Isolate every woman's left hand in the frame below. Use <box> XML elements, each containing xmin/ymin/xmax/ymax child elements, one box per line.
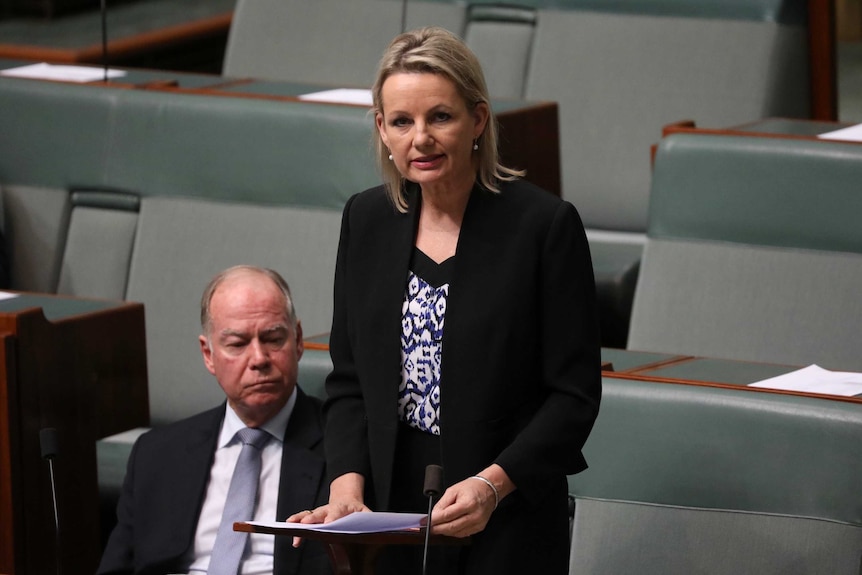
<box><xmin>429</xmin><ymin>464</ymin><xmax>515</xmax><ymax>538</ymax></box>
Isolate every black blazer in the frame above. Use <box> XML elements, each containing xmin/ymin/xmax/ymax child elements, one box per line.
<box><xmin>98</xmin><ymin>388</ymin><xmax>331</xmax><ymax>575</ymax></box>
<box><xmin>323</xmin><ymin>180</ymin><xmax>601</xmax><ymax>573</ymax></box>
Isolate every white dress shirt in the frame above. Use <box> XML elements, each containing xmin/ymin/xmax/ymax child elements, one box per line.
<box><xmin>186</xmin><ymin>389</ymin><xmax>296</xmax><ymax>574</ymax></box>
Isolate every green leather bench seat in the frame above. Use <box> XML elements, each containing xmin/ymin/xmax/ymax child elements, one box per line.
<box><xmin>0</xmin><ymin>75</ymin><xmax>380</xmax><ymax>423</ymax></box>
<box><xmin>628</xmin><ymin>133</ymin><xmax>862</xmax><ymax>370</ymax></box>
<box><xmin>568</xmin><ymin>376</ymin><xmax>862</xmax><ymax>574</ymax></box>
<box><xmin>223</xmin><ymin>0</ymin><xmax>812</xmax><ymax>348</ymax></box>
<box><xmin>429</xmin><ymin>0</ymin><xmax>807</xmax><ymax>24</ymax></box>
<box><xmin>0</xmin><ymin>74</ymin><xmax>385</xmax><ymax>546</ymax></box>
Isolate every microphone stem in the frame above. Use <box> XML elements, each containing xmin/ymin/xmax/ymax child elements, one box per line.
<box><xmin>48</xmin><ymin>459</ymin><xmax>61</xmax><ymax>575</ymax></box>
<box><xmin>421</xmin><ymin>495</ymin><xmax>433</xmax><ymax>575</ymax></box>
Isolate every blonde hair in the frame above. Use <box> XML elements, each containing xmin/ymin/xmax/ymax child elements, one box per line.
<box><xmin>372</xmin><ymin>26</ymin><xmax>523</xmax><ymax>212</ymax></box>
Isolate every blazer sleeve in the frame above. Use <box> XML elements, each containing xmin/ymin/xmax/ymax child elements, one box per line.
<box><xmin>493</xmin><ymin>200</ymin><xmax>602</xmax><ymax>498</ymax></box>
<box><xmin>322</xmin><ymin>194</ymin><xmax>372</xmax><ymax>483</ymax></box>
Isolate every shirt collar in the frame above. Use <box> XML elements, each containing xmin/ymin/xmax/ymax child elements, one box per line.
<box><xmin>217</xmin><ymin>387</ymin><xmax>297</xmax><ymax>448</ymax></box>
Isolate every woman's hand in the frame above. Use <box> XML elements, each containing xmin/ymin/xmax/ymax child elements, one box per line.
<box><xmin>429</xmin><ymin>464</ymin><xmax>515</xmax><ymax>538</ymax></box>
<box><xmin>286</xmin><ymin>472</ymin><xmax>371</xmax><ymax>547</ymax></box>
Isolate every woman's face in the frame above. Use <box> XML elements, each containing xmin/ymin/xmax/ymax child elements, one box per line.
<box><xmin>376</xmin><ymin>72</ymin><xmax>488</xmax><ymax>195</ymax></box>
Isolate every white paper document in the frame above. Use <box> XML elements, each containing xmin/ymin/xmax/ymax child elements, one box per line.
<box><xmin>0</xmin><ymin>291</ymin><xmax>19</xmax><ymax>301</ymax></box>
<box><xmin>246</xmin><ymin>512</ymin><xmax>425</xmax><ymax>534</ymax></box>
<box><xmin>817</xmin><ymin>123</ymin><xmax>862</xmax><ymax>142</ymax></box>
<box><xmin>749</xmin><ymin>364</ymin><xmax>862</xmax><ymax>397</ymax></box>
<box><xmin>0</xmin><ymin>63</ymin><xmax>127</xmax><ymax>83</ymax></box>
<box><xmin>298</xmin><ymin>88</ymin><xmax>373</xmax><ymax>106</ymax></box>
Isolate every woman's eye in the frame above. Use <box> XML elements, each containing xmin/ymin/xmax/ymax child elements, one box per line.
<box><xmin>433</xmin><ymin>112</ymin><xmax>451</xmax><ymax>122</ymax></box>
<box><xmin>392</xmin><ymin>117</ymin><xmax>410</xmax><ymax>127</ymax></box>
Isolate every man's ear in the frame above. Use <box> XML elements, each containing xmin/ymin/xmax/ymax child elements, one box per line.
<box><xmin>294</xmin><ymin>321</ymin><xmax>304</xmax><ymax>362</ymax></box>
<box><xmin>199</xmin><ymin>335</ymin><xmax>216</xmax><ymax>376</ymax></box>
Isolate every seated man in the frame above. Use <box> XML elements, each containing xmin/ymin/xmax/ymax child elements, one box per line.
<box><xmin>98</xmin><ymin>265</ymin><xmax>331</xmax><ymax>575</ymax></box>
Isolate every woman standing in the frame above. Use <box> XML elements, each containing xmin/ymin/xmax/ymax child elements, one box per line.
<box><xmin>294</xmin><ymin>26</ymin><xmax>601</xmax><ymax>574</ymax></box>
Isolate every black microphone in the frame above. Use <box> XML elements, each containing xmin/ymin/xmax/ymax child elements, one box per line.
<box><xmin>421</xmin><ymin>464</ymin><xmax>443</xmax><ymax>575</ymax></box>
<box><xmin>40</xmin><ymin>427</ymin><xmax>61</xmax><ymax>575</ymax></box>
<box><xmin>400</xmin><ymin>0</ymin><xmax>408</xmax><ymax>34</ymax></box>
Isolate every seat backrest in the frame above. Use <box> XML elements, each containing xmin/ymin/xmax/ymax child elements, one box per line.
<box><xmin>463</xmin><ymin>4</ymin><xmax>537</xmax><ymax>99</ymax></box>
<box><xmin>56</xmin><ymin>191</ymin><xmax>140</xmax><ymax>300</ymax></box>
<box><xmin>125</xmin><ymin>196</ymin><xmax>344</xmax><ymax>425</ymax></box>
<box><xmin>568</xmin><ymin>376</ymin><xmax>862</xmax><ymax>574</ymax></box>
<box><xmin>627</xmin><ymin>133</ymin><xmax>862</xmax><ymax>370</ymax></box>
<box><xmin>0</xmin><ymin>76</ymin><xmax>381</xmax><ymax>425</ymax></box>
<box><xmin>223</xmin><ymin>0</ymin><xmax>467</xmax><ymax>85</ymax></box>
<box><xmin>524</xmin><ymin>3</ymin><xmax>810</xmax><ymax>232</ymax></box>
<box><xmin>1</xmin><ymin>185</ymin><xmax>71</xmax><ymax>293</ymax></box>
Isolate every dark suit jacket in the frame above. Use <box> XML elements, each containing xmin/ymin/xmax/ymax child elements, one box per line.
<box><xmin>98</xmin><ymin>388</ymin><xmax>331</xmax><ymax>575</ymax></box>
<box><xmin>323</xmin><ymin>180</ymin><xmax>602</xmax><ymax>573</ymax></box>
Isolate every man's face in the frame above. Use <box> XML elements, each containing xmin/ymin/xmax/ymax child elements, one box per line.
<box><xmin>199</xmin><ymin>272</ymin><xmax>303</xmax><ymax>427</ymax></box>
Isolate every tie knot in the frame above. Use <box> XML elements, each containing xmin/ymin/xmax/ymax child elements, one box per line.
<box><xmin>236</xmin><ymin>427</ymin><xmax>269</xmax><ymax>450</ymax></box>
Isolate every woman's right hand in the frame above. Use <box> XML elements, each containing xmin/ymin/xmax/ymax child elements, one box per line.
<box><xmin>287</xmin><ymin>472</ymin><xmax>371</xmax><ymax>547</ymax></box>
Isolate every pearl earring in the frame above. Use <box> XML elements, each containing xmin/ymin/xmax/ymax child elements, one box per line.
<box><xmin>472</xmin><ymin>140</ymin><xmax>479</xmax><ymax>151</ymax></box>
<box><xmin>388</xmin><ymin>153</ymin><xmax>393</xmax><ymax>161</ymax></box>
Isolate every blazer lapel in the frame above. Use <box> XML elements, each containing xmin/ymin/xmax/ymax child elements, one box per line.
<box><xmin>273</xmin><ymin>390</ymin><xmax>326</xmax><ymax>574</ymax></box>
<box><xmin>169</xmin><ymin>408</ymin><xmax>223</xmax><ymax>556</ymax></box>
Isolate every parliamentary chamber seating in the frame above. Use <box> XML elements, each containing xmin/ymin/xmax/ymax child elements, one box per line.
<box><xmin>0</xmin><ymin>0</ymin><xmax>848</xmax><ymax>569</ymax></box>
<box><xmin>223</xmin><ymin>3</ymin><xmax>861</xmax><ymax>572</ymax></box>
<box><xmin>627</xmin><ymin>132</ymin><xmax>862</xmax><ymax>371</ymax></box>
<box><xmin>223</xmin><ymin>0</ymin><xmax>815</xmax><ymax>347</ymax></box>
<box><xmin>560</xmin><ymin>130</ymin><xmax>862</xmax><ymax>574</ymax></box>
<box><xmin>0</xmin><ymin>74</ymin><xmax>379</xmax><ymax>541</ymax></box>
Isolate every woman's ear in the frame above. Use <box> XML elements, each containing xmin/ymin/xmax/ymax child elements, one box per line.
<box><xmin>376</xmin><ymin>112</ymin><xmax>390</xmax><ymax>148</ymax></box>
<box><xmin>473</xmin><ymin>102</ymin><xmax>490</xmax><ymax>140</ymax></box>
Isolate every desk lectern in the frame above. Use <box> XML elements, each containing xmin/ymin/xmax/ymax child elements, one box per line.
<box><xmin>0</xmin><ymin>293</ymin><xmax>149</xmax><ymax>575</ymax></box>
<box><xmin>236</xmin><ymin>522</ymin><xmax>467</xmax><ymax>575</ymax></box>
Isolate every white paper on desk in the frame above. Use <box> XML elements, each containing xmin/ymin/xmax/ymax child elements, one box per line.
<box><xmin>0</xmin><ymin>63</ymin><xmax>126</xmax><ymax>83</ymax></box>
<box><xmin>248</xmin><ymin>512</ymin><xmax>425</xmax><ymax>534</ymax></box>
<box><xmin>0</xmin><ymin>291</ymin><xmax>19</xmax><ymax>301</ymax></box>
<box><xmin>817</xmin><ymin>123</ymin><xmax>862</xmax><ymax>142</ymax></box>
<box><xmin>749</xmin><ymin>364</ymin><xmax>862</xmax><ymax>397</ymax></box>
<box><xmin>298</xmin><ymin>88</ymin><xmax>373</xmax><ymax>106</ymax></box>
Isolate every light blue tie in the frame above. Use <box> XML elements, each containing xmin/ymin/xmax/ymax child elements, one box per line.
<box><xmin>208</xmin><ymin>427</ymin><xmax>270</xmax><ymax>575</ymax></box>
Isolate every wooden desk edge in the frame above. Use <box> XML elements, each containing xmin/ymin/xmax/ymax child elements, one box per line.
<box><xmin>604</xmin><ymin>370</ymin><xmax>862</xmax><ymax>405</ymax></box>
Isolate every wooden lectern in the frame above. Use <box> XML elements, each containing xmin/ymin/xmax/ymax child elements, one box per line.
<box><xmin>0</xmin><ymin>293</ymin><xmax>149</xmax><ymax>575</ymax></box>
<box><xmin>236</xmin><ymin>521</ymin><xmax>468</xmax><ymax>575</ymax></box>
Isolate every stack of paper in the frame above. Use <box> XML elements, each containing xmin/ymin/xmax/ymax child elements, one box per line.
<box><xmin>749</xmin><ymin>364</ymin><xmax>862</xmax><ymax>397</ymax></box>
<box><xmin>817</xmin><ymin>124</ymin><xmax>862</xmax><ymax>142</ymax></box>
<box><xmin>0</xmin><ymin>63</ymin><xmax>126</xmax><ymax>83</ymax></box>
<box><xmin>246</xmin><ymin>511</ymin><xmax>426</xmax><ymax>534</ymax></box>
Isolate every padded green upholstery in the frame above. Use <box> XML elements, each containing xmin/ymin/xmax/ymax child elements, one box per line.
<box><xmin>127</xmin><ymin>196</ymin><xmax>344</xmax><ymax>425</ymax></box>
<box><xmin>648</xmin><ymin>134</ymin><xmax>862</xmax><ymax>254</ymax></box>
<box><xmin>568</xmin><ymin>376</ymin><xmax>862</xmax><ymax>574</ymax></box>
<box><xmin>464</xmin><ymin>5</ymin><xmax>536</xmax><ymax>99</ymax></box>
<box><xmin>223</xmin><ymin>0</ymin><xmax>467</xmax><ymax>85</ymax></box>
<box><xmin>218</xmin><ymin>0</ymin><xmax>812</xmax><ymax>348</ymax></box>
<box><xmin>426</xmin><ymin>0</ymin><xmax>806</xmax><ymax>25</ymax></box>
<box><xmin>0</xmin><ymin>77</ymin><xmax>379</xmax><ymax>210</ymax></box>
<box><xmin>526</xmin><ymin>12</ymin><xmax>808</xmax><ymax>233</ymax></box>
<box><xmin>0</xmin><ymin>74</ymin><xmax>381</xmax><ymax>426</ymax></box>
<box><xmin>628</xmin><ymin>133</ymin><xmax>862</xmax><ymax>370</ymax></box>
<box><xmin>1</xmin><ymin>185</ymin><xmax>71</xmax><ymax>293</ymax></box>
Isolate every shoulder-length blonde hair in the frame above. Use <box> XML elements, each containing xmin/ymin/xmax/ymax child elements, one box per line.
<box><xmin>371</xmin><ymin>26</ymin><xmax>523</xmax><ymax>212</ymax></box>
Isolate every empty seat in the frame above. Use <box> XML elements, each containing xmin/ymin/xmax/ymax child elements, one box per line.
<box><xmin>627</xmin><ymin>133</ymin><xmax>862</xmax><ymax>371</ymax></box>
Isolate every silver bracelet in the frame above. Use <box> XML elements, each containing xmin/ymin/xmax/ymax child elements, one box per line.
<box><xmin>469</xmin><ymin>475</ymin><xmax>499</xmax><ymax>510</ymax></box>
